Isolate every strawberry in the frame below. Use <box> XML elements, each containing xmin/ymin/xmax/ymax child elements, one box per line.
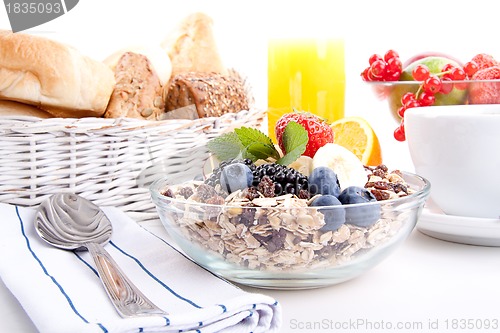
<box><xmin>275</xmin><ymin>112</ymin><xmax>334</xmax><ymax>158</ymax></box>
<box><xmin>470</xmin><ymin>53</ymin><xmax>498</xmax><ymax>71</ymax></box>
<box><xmin>469</xmin><ymin>66</ymin><xmax>500</xmax><ymax>104</ymax></box>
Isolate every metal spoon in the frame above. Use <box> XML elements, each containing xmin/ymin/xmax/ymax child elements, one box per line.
<box><xmin>34</xmin><ymin>193</ymin><xmax>167</xmax><ymax>318</ymax></box>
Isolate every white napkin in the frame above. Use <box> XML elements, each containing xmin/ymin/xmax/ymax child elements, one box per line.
<box><xmin>0</xmin><ymin>203</ymin><xmax>282</xmax><ymax>333</ymax></box>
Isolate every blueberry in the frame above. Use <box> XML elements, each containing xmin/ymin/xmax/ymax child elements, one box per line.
<box><xmin>338</xmin><ymin>186</ymin><xmax>380</xmax><ymax>227</ymax></box>
<box><xmin>308</xmin><ymin>167</ymin><xmax>341</xmax><ymax>197</ymax></box>
<box><xmin>311</xmin><ymin>195</ymin><xmax>345</xmax><ymax>231</ymax></box>
<box><xmin>220</xmin><ymin>163</ymin><xmax>253</xmax><ymax>193</ymax></box>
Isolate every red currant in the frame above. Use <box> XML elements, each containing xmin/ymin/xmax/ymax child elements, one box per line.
<box><xmin>401</xmin><ymin>92</ymin><xmax>416</xmax><ymax>105</ymax></box>
<box><xmin>439</xmin><ymin>77</ymin><xmax>454</xmax><ymax>94</ymax></box>
<box><xmin>404</xmin><ymin>99</ymin><xmax>421</xmax><ymax>109</ymax></box>
<box><xmin>450</xmin><ymin>67</ymin><xmax>466</xmax><ymax>81</ymax></box>
<box><xmin>441</xmin><ymin>63</ymin><xmax>456</xmax><ymax>73</ymax></box>
<box><xmin>370</xmin><ymin>59</ymin><xmax>387</xmax><ymax>78</ymax></box>
<box><xmin>384</xmin><ymin>70</ymin><xmax>401</xmax><ymax>81</ymax></box>
<box><xmin>412</xmin><ymin>64</ymin><xmax>430</xmax><ymax>81</ymax></box>
<box><xmin>397</xmin><ymin>106</ymin><xmax>407</xmax><ymax>118</ymax></box>
<box><xmin>369</xmin><ymin>54</ymin><xmax>383</xmax><ymax>66</ymax></box>
<box><xmin>418</xmin><ymin>91</ymin><xmax>436</xmax><ymax>106</ymax></box>
<box><xmin>394</xmin><ymin>121</ymin><xmax>406</xmax><ymax>141</ymax></box>
<box><xmin>362</xmin><ymin>50</ymin><xmax>402</xmax><ymax>82</ymax></box>
<box><xmin>384</xmin><ymin>49</ymin><xmax>399</xmax><ymax>62</ymax></box>
<box><xmin>361</xmin><ymin>68</ymin><xmax>370</xmax><ymax>81</ymax></box>
<box><xmin>464</xmin><ymin>61</ymin><xmax>479</xmax><ymax>78</ymax></box>
<box><xmin>386</xmin><ymin>57</ymin><xmax>402</xmax><ymax>78</ymax></box>
<box><xmin>423</xmin><ymin>75</ymin><xmax>442</xmax><ymax>94</ymax></box>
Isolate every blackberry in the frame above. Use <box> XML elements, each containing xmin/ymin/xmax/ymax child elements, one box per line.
<box><xmin>205</xmin><ymin>158</ymin><xmax>256</xmax><ymax>187</ymax></box>
<box><xmin>252</xmin><ymin>163</ymin><xmax>309</xmax><ymax>197</ymax></box>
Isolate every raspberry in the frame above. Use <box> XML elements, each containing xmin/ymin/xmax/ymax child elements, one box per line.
<box><xmin>470</xmin><ymin>53</ymin><xmax>498</xmax><ymax>71</ymax></box>
<box><xmin>469</xmin><ymin>66</ymin><xmax>500</xmax><ymax>104</ymax></box>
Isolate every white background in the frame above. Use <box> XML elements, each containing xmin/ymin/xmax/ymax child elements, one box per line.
<box><xmin>2</xmin><ymin>0</ymin><xmax>500</xmax><ymax>170</ymax></box>
<box><xmin>1</xmin><ymin>1</ymin><xmax>500</xmax><ymax>332</ymax></box>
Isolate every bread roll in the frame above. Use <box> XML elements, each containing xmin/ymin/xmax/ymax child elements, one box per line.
<box><xmin>164</xmin><ymin>72</ymin><xmax>248</xmax><ymax>118</ymax></box>
<box><xmin>0</xmin><ymin>30</ymin><xmax>115</xmax><ymax>117</ymax></box>
<box><xmin>103</xmin><ymin>45</ymin><xmax>172</xmax><ymax>86</ymax></box>
<box><xmin>0</xmin><ymin>100</ymin><xmax>52</xmax><ymax>118</ymax></box>
<box><xmin>104</xmin><ymin>52</ymin><xmax>164</xmax><ymax>120</ymax></box>
<box><xmin>161</xmin><ymin>12</ymin><xmax>227</xmax><ymax>76</ymax></box>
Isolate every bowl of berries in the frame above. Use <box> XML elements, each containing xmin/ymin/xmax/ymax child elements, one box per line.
<box><xmin>362</xmin><ymin>50</ymin><xmax>500</xmax><ymax>141</ymax></box>
<box><xmin>150</xmin><ymin>112</ymin><xmax>431</xmax><ymax>289</ymax></box>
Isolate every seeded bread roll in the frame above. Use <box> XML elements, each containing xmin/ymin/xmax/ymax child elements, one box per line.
<box><xmin>0</xmin><ymin>30</ymin><xmax>115</xmax><ymax>117</ymax></box>
<box><xmin>104</xmin><ymin>52</ymin><xmax>164</xmax><ymax>120</ymax></box>
<box><xmin>164</xmin><ymin>72</ymin><xmax>249</xmax><ymax>118</ymax></box>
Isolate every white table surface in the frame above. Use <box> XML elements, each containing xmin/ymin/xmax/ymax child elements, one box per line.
<box><xmin>2</xmin><ymin>221</ymin><xmax>500</xmax><ymax>333</ymax></box>
<box><xmin>2</xmin><ymin>1</ymin><xmax>500</xmax><ymax>332</ymax></box>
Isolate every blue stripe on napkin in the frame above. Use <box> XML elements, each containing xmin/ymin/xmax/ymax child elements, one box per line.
<box><xmin>15</xmin><ymin>206</ymin><xmax>109</xmax><ymax>333</ymax></box>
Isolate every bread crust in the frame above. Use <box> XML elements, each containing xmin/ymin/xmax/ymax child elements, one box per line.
<box><xmin>104</xmin><ymin>52</ymin><xmax>164</xmax><ymax>120</ymax></box>
<box><xmin>0</xmin><ymin>100</ymin><xmax>52</xmax><ymax>118</ymax></box>
<box><xmin>0</xmin><ymin>30</ymin><xmax>115</xmax><ymax>117</ymax></box>
<box><xmin>164</xmin><ymin>72</ymin><xmax>248</xmax><ymax>118</ymax></box>
<box><xmin>161</xmin><ymin>12</ymin><xmax>227</xmax><ymax>76</ymax></box>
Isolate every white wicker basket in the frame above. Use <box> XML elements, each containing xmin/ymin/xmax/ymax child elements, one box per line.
<box><xmin>0</xmin><ymin>108</ymin><xmax>265</xmax><ymax>222</ymax></box>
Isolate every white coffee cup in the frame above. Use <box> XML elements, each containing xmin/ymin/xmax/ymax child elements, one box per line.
<box><xmin>405</xmin><ymin>104</ymin><xmax>500</xmax><ymax>219</ymax></box>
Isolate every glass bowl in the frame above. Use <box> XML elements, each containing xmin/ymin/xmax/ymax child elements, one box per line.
<box><xmin>150</xmin><ymin>171</ymin><xmax>430</xmax><ymax>289</ymax></box>
<box><xmin>366</xmin><ymin>79</ymin><xmax>500</xmax><ymax>123</ymax></box>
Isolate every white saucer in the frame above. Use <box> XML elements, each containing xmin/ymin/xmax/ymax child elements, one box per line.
<box><xmin>417</xmin><ymin>200</ymin><xmax>500</xmax><ymax>247</ymax></box>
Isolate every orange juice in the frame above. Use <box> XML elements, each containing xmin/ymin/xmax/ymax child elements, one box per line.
<box><xmin>267</xmin><ymin>38</ymin><xmax>345</xmax><ymax>141</ymax></box>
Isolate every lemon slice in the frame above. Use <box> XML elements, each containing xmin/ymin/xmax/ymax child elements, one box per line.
<box><xmin>312</xmin><ymin>143</ymin><xmax>367</xmax><ymax>189</ymax></box>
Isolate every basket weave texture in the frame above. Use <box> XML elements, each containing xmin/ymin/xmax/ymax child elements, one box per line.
<box><xmin>0</xmin><ymin>109</ymin><xmax>265</xmax><ymax>222</ymax></box>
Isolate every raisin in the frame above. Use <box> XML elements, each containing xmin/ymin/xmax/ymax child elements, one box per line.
<box><xmin>196</xmin><ymin>184</ymin><xmax>218</xmax><ymax>202</ymax></box>
<box><xmin>161</xmin><ymin>188</ymin><xmax>174</xmax><ymax>198</ymax></box>
<box><xmin>371</xmin><ymin>189</ymin><xmax>391</xmax><ymax>201</ymax></box>
<box><xmin>179</xmin><ymin>187</ymin><xmax>194</xmax><ymax>199</ymax></box>
<box><xmin>257</xmin><ymin>176</ymin><xmax>275</xmax><ymax>198</ymax></box>
<box><xmin>242</xmin><ymin>186</ymin><xmax>260</xmax><ymax>200</ymax></box>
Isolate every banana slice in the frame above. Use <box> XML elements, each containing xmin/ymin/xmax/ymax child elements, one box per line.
<box><xmin>288</xmin><ymin>155</ymin><xmax>313</xmax><ymax>176</ymax></box>
<box><xmin>312</xmin><ymin>143</ymin><xmax>368</xmax><ymax>189</ymax></box>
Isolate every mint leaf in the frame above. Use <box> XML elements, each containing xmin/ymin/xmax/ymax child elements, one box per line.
<box><xmin>277</xmin><ymin>121</ymin><xmax>307</xmax><ymax>165</ymax></box>
<box><xmin>207</xmin><ymin>132</ymin><xmax>245</xmax><ymax>161</ymax></box>
<box><xmin>235</xmin><ymin>127</ymin><xmax>280</xmax><ymax>160</ymax></box>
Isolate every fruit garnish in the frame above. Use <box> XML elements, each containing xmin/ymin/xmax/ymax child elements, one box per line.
<box><xmin>275</xmin><ymin>112</ymin><xmax>334</xmax><ymax>158</ymax></box>
<box><xmin>338</xmin><ymin>186</ymin><xmax>380</xmax><ymax>227</ymax></box>
<box><xmin>362</xmin><ymin>50</ymin><xmax>500</xmax><ymax>141</ymax></box>
<box><xmin>252</xmin><ymin>163</ymin><xmax>309</xmax><ymax>197</ymax></box>
<box><xmin>287</xmin><ymin>155</ymin><xmax>313</xmax><ymax>177</ymax></box>
<box><xmin>469</xmin><ymin>66</ymin><xmax>500</xmax><ymax>104</ymax></box>
<box><xmin>360</xmin><ymin>49</ymin><xmax>402</xmax><ymax>82</ymax></box>
<box><xmin>389</xmin><ymin>56</ymin><xmax>468</xmax><ymax>141</ymax></box>
<box><xmin>219</xmin><ymin>162</ymin><xmax>254</xmax><ymax>194</ymax></box>
<box><xmin>469</xmin><ymin>53</ymin><xmax>498</xmax><ymax>71</ymax></box>
<box><xmin>310</xmin><ymin>195</ymin><xmax>345</xmax><ymax>231</ymax></box>
<box><xmin>312</xmin><ymin>143</ymin><xmax>367</xmax><ymax>190</ymax></box>
<box><xmin>308</xmin><ymin>166</ymin><xmax>341</xmax><ymax>197</ymax></box>
<box><xmin>330</xmin><ymin>116</ymin><xmax>382</xmax><ymax>166</ymax></box>
<box><xmin>207</xmin><ymin>124</ymin><xmax>307</xmax><ymax>165</ymax></box>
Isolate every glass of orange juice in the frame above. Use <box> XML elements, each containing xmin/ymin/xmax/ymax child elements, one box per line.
<box><xmin>267</xmin><ymin>38</ymin><xmax>345</xmax><ymax>141</ymax></box>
